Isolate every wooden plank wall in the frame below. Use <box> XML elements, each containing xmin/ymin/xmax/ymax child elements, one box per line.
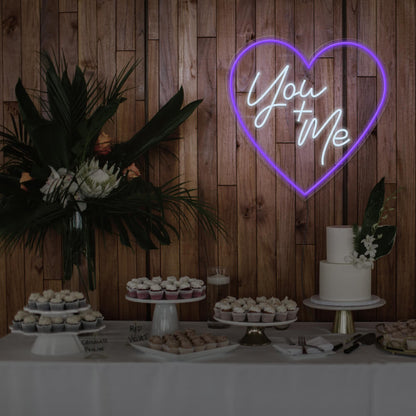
<box><xmin>0</xmin><ymin>0</ymin><xmax>415</xmax><ymax>336</ymax></box>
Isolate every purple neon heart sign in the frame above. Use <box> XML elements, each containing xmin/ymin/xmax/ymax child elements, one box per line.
<box><xmin>228</xmin><ymin>39</ymin><xmax>388</xmax><ymax>198</ymax></box>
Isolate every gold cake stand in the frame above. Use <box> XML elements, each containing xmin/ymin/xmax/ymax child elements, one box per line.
<box><xmin>214</xmin><ymin>317</ymin><xmax>297</xmax><ymax>346</ymax></box>
<box><xmin>303</xmin><ymin>296</ymin><xmax>385</xmax><ymax>334</ymax></box>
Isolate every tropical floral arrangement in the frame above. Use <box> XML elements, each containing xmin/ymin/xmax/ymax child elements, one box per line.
<box><xmin>0</xmin><ymin>53</ymin><xmax>221</xmax><ymax>290</ymax></box>
<box><xmin>347</xmin><ymin>177</ymin><xmax>396</xmax><ymax>268</ymax></box>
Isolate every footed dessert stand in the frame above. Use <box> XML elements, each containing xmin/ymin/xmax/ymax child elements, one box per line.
<box><xmin>125</xmin><ymin>295</ymin><xmax>205</xmax><ymax>336</ymax></box>
<box><xmin>14</xmin><ymin>306</ymin><xmax>105</xmax><ymax>356</ymax></box>
<box><xmin>303</xmin><ymin>295</ymin><xmax>385</xmax><ymax>334</ymax></box>
<box><xmin>11</xmin><ymin>325</ymin><xmax>105</xmax><ymax>356</ymax></box>
<box><xmin>214</xmin><ymin>317</ymin><xmax>297</xmax><ymax>346</ymax></box>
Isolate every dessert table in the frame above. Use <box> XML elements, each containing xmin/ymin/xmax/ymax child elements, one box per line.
<box><xmin>0</xmin><ymin>321</ymin><xmax>415</xmax><ymax>416</ymax></box>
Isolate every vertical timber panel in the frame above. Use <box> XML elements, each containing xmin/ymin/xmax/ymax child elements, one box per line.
<box><xmin>256</xmin><ymin>0</ymin><xmax>276</xmax><ymax>297</ymax></box>
<box><xmin>217</xmin><ymin>0</ymin><xmax>236</xmax><ymax>185</ymax></box>
<box><xmin>159</xmin><ymin>0</ymin><xmax>180</xmax><ymax>278</ymax></box>
<box><xmin>396</xmin><ymin>0</ymin><xmax>416</xmax><ymax>320</ymax></box>
<box><xmin>197</xmin><ymin>37</ymin><xmax>218</xmax><ymax>319</ymax></box>
<box><xmin>236</xmin><ymin>93</ymin><xmax>256</xmax><ymax>298</ymax></box>
<box><xmin>178</xmin><ymin>0</ymin><xmax>199</xmax><ymax>320</ymax></box>
<box><xmin>97</xmin><ymin>0</ymin><xmax>118</xmax><ymax>318</ymax></box>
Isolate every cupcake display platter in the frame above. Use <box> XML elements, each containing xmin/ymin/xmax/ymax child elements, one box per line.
<box><xmin>23</xmin><ymin>305</ymin><xmax>91</xmax><ymax>316</ymax></box>
<box><xmin>214</xmin><ymin>317</ymin><xmax>297</xmax><ymax>346</ymax></box>
<box><xmin>130</xmin><ymin>340</ymin><xmax>239</xmax><ymax>361</ymax></box>
<box><xmin>125</xmin><ymin>295</ymin><xmax>206</xmax><ymax>336</ymax></box>
<box><xmin>303</xmin><ymin>296</ymin><xmax>386</xmax><ymax>334</ymax></box>
<box><xmin>10</xmin><ymin>325</ymin><xmax>105</xmax><ymax>356</ymax></box>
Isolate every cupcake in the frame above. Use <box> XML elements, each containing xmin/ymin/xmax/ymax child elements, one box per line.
<box><xmin>232</xmin><ymin>306</ymin><xmax>246</xmax><ymax>322</ymax></box>
<box><xmin>64</xmin><ymin>294</ymin><xmax>79</xmax><ymax>310</ymax></box>
<box><xmin>261</xmin><ymin>304</ymin><xmax>276</xmax><ymax>323</ymax></box>
<box><xmin>21</xmin><ymin>315</ymin><xmax>37</xmax><ymax>332</ymax></box>
<box><xmin>60</xmin><ymin>289</ymin><xmax>71</xmax><ymax>296</ymax></box>
<box><xmin>201</xmin><ymin>334</ymin><xmax>217</xmax><ymax>349</ymax></box>
<box><xmin>151</xmin><ymin>276</ymin><xmax>163</xmax><ymax>284</ymax></box>
<box><xmin>149</xmin><ymin>284</ymin><xmax>164</xmax><ymax>300</ymax></box>
<box><xmin>64</xmin><ymin>315</ymin><xmax>81</xmax><ymax>331</ymax></box>
<box><xmin>256</xmin><ymin>296</ymin><xmax>267</xmax><ymax>304</ymax></box>
<box><xmin>81</xmin><ymin>313</ymin><xmax>97</xmax><ymax>330</ymax></box>
<box><xmin>165</xmin><ymin>284</ymin><xmax>179</xmax><ymax>300</ymax></box>
<box><xmin>215</xmin><ymin>335</ymin><xmax>229</xmax><ymax>347</ymax></box>
<box><xmin>163</xmin><ymin>339</ymin><xmax>180</xmax><ymax>354</ymax></box>
<box><xmin>126</xmin><ymin>282</ymin><xmax>137</xmax><ymax>298</ymax></box>
<box><xmin>178</xmin><ymin>339</ymin><xmax>194</xmax><ymax>354</ymax></box>
<box><xmin>149</xmin><ymin>335</ymin><xmax>163</xmax><ymax>350</ymax></box>
<box><xmin>43</xmin><ymin>289</ymin><xmax>55</xmax><ymax>300</ymax></box>
<box><xmin>179</xmin><ymin>275</ymin><xmax>191</xmax><ymax>284</ymax></box>
<box><xmin>36</xmin><ymin>316</ymin><xmax>52</xmax><ymax>333</ymax></box>
<box><xmin>275</xmin><ymin>304</ymin><xmax>288</xmax><ymax>321</ymax></box>
<box><xmin>247</xmin><ymin>305</ymin><xmax>261</xmax><ymax>322</ymax></box>
<box><xmin>190</xmin><ymin>280</ymin><xmax>204</xmax><ymax>298</ymax></box>
<box><xmin>214</xmin><ymin>302</ymin><xmax>223</xmax><ymax>318</ymax></box>
<box><xmin>136</xmin><ymin>283</ymin><xmax>150</xmax><ymax>299</ymax></box>
<box><xmin>49</xmin><ymin>296</ymin><xmax>65</xmax><ymax>311</ymax></box>
<box><xmin>179</xmin><ymin>282</ymin><xmax>193</xmax><ymax>299</ymax></box>
<box><xmin>284</xmin><ymin>300</ymin><xmax>298</xmax><ymax>320</ymax></box>
<box><xmin>51</xmin><ymin>316</ymin><xmax>65</xmax><ymax>332</ymax></box>
<box><xmin>219</xmin><ymin>303</ymin><xmax>232</xmax><ymax>321</ymax></box>
<box><xmin>36</xmin><ymin>296</ymin><xmax>50</xmax><ymax>311</ymax></box>
<box><xmin>12</xmin><ymin>311</ymin><xmax>27</xmax><ymax>330</ymax></box>
<box><xmin>91</xmin><ymin>310</ymin><xmax>104</xmax><ymax>326</ymax></box>
<box><xmin>166</xmin><ymin>275</ymin><xmax>178</xmax><ymax>284</ymax></box>
<box><xmin>191</xmin><ymin>337</ymin><xmax>206</xmax><ymax>352</ymax></box>
<box><xmin>73</xmin><ymin>291</ymin><xmax>87</xmax><ymax>308</ymax></box>
<box><xmin>28</xmin><ymin>293</ymin><xmax>40</xmax><ymax>309</ymax></box>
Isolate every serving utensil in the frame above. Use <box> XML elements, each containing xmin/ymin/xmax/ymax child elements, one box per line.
<box><xmin>344</xmin><ymin>333</ymin><xmax>376</xmax><ymax>354</ymax></box>
<box><xmin>333</xmin><ymin>333</ymin><xmax>362</xmax><ymax>351</ymax></box>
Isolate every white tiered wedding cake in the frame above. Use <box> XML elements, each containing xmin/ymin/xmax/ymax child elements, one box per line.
<box><xmin>319</xmin><ymin>226</ymin><xmax>371</xmax><ymax>302</ymax></box>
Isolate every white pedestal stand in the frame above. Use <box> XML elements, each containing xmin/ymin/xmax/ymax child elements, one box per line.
<box><xmin>125</xmin><ymin>295</ymin><xmax>206</xmax><ymax>336</ymax></box>
<box><xmin>11</xmin><ymin>325</ymin><xmax>105</xmax><ymax>356</ymax></box>
<box><xmin>303</xmin><ymin>295</ymin><xmax>385</xmax><ymax>334</ymax></box>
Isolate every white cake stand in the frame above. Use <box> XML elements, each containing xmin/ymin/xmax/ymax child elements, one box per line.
<box><xmin>214</xmin><ymin>317</ymin><xmax>297</xmax><ymax>346</ymax></box>
<box><xmin>10</xmin><ymin>325</ymin><xmax>105</xmax><ymax>356</ymax></box>
<box><xmin>125</xmin><ymin>295</ymin><xmax>206</xmax><ymax>336</ymax></box>
<box><xmin>303</xmin><ymin>296</ymin><xmax>386</xmax><ymax>334</ymax></box>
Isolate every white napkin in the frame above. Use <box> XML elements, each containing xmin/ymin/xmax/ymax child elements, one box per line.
<box><xmin>273</xmin><ymin>336</ymin><xmax>334</xmax><ymax>359</ymax></box>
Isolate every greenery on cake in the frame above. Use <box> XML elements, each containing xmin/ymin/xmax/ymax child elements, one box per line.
<box><xmin>349</xmin><ymin>177</ymin><xmax>396</xmax><ymax>268</ymax></box>
<box><xmin>0</xmin><ymin>52</ymin><xmax>222</xmax><ymax>290</ymax></box>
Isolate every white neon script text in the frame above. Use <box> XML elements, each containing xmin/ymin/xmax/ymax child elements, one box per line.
<box><xmin>246</xmin><ymin>65</ymin><xmax>351</xmax><ymax>165</ymax></box>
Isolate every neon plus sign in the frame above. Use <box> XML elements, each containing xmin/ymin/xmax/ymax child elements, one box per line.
<box><xmin>293</xmin><ymin>101</ymin><xmax>313</xmax><ymax>123</ymax></box>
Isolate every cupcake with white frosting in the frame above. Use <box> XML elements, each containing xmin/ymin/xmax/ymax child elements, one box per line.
<box><xmin>91</xmin><ymin>310</ymin><xmax>104</xmax><ymax>325</ymax></box>
<box><xmin>51</xmin><ymin>316</ymin><xmax>64</xmax><ymax>332</ymax></box>
<box><xmin>21</xmin><ymin>315</ymin><xmax>37</xmax><ymax>332</ymax></box>
<box><xmin>136</xmin><ymin>283</ymin><xmax>150</xmax><ymax>299</ymax></box>
<box><xmin>190</xmin><ymin>280</ymin><xmax>204</xmax><ymax>298</ymax></box>
<box><xmin>49</xmin><ymin>296</ymin><xmax>65</xmax><ymax>311</ymax></box>
<box><xmin>151</xmin><ymin>276</ymin><xmax>163</xmax><ymax>284</ymax></box>
<box><xmin>166</xmin><ymin>276</ymin><xmax>178</xmax><ymax>284</ymax></box>
<box><xmin>36</xmin><ymin>296</ymin><xmax>50</xmax><ymax>311</ymax></box>
<box><xmin>64</xmin><ymin>315</ymin><xmax>81</xmax><ymax>331</ymax></box>
<box><xmin>165</xmin><ymin>283</ymin><xmax>179</xmax><ymax>300</ymax></box>
<box><xmin>179</xmin><ymin>282</ymin><xmax>193</xmax><ymax>299</ymax></box>
<box><xmin>64</xmin><ymin>294</ymin><xmax>79</xmax><ymax>310</ymax></box>
<box><xmin>36</xmin><ymin>316</ymin><xmax>52</xmax><ymax>333</ymax></box>
<box><xmin>283</xmin><ymin>298</ymin><xmax>298</xmax><ymax>320</ymax></box>
<box><xmin>275</xmin><ymin>304</ymin><xmax>288</xmax><ymax>321</ymax></box>
<box><xmin>12</xmin><ymin>311</ymin><xmax>28</xmax><ymax>330</ymax></box>
<box><xmin>219</xmin><ymin>302</ymin><xmax>232</xmax><ymax>320</ymax></box>
<box><xmin>232</xmin><ymin>305</ymin><xmax>246</xmax><ymax>322</ymax></box>
<box><xmin>81</xmin><ymin>313</ymin><xmax>97</xmax><ymax>330</ymax></box>
<box><xmin>149</xmin><ymin>283</ymin><xmax>164</xmax><ymax>300</ymax></box>
<box><xmin>126</xmin><ymin>281</ymin><xmax>137</xmax><ymax>298</ymax></box>
<box><xmin>28</xmin><ymin>293</ymin><xmax>40</xmax><ymax>309</ymax></box>
<box><xmin>73</xmin><ymin>291</ymin><xmax>87</xmax><ymax>308</ymax></box>
<box><xmin>261</xmin><ymin>304</ymin><xmax>276</xmax><ymax>323</ymax></box>
<box><xmin>247</xmin><ymin>304</ymin><xmax>261</xmax><ymax>322</ymax></box>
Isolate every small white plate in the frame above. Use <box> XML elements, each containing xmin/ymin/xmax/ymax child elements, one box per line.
<box><xmin>130</xmin><ymin>341</ymin><xmax>239</xmax><ymax>361</ymax></box>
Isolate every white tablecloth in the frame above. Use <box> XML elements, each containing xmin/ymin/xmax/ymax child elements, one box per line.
<box><xmin>0</xmin><ymin>321</ymin><xmax>415</xmax><ymax>416</ymax></box>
